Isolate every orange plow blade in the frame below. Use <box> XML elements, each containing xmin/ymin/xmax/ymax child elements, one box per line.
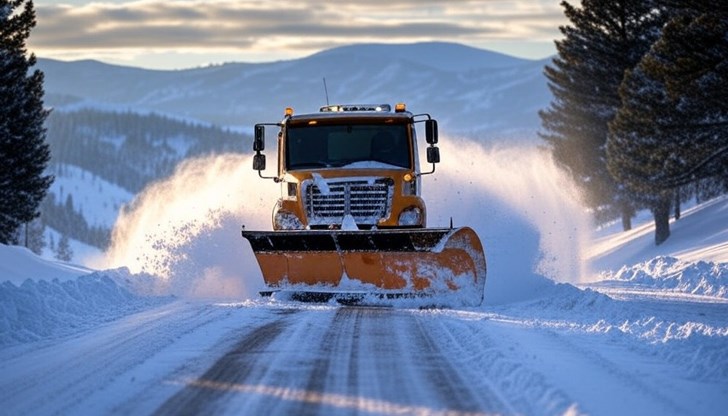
<box><xmin>241</xmin><ymin>227</ymin><xmax>486</xmax><ymax>306</ymax></box>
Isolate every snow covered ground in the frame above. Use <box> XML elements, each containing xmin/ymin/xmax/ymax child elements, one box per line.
<box><xmin>1</xmin><ymin>146</ymin><xmax>727</xmax><ymax>415</ymax></box>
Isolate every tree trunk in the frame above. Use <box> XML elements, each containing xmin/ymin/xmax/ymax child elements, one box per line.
<box><xmin>620</xmin><ymin>200</ymin><xmax>633</xmax><ymax>231</ymax></box>
<box><xmin>673</xmin><ymin>188</ymin><xmax>681</xmax><ymax>220</ymax></box>
<box><xmin>653</xmin><ymin>195</ymin><xmax>671</xmax><ymax>245</ymax></box>
<box><xmin>621</xmin><ymin>210</ymin><xmax>632</xmax><ymax>231</ymax></box>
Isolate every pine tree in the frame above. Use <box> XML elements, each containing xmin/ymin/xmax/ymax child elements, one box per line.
<box><xmin>24</xmin><ymin>217</ymin><xmax>44</xmax><ymax>254</ymax></box>
<box><xmin>644</xmin><ymin>13</ymin><xmax>728</xmax><ymax>187</ymax></box>
<box><xmin>607</xmin><ymin>64</ymin><xmax>675</xmax><ymax>244</ymax></box>
<box><xmin>0</xmin><ymin>0</ymin><xmax>53</xmax><ymax>244</ymax></box>
<box><xmin>539</xmin><ymin>0</ymin><xmax>667</xmax><ymax>229</ymax></box>
<box><xmin>55</xmin><ymin>233</ymin><xmax>72</xmax><ymax>261</ymax></box>
<box><xmin>607</xmin><ymin>8</ymin><xmax>728</xmax><ymax>245</ymax></box>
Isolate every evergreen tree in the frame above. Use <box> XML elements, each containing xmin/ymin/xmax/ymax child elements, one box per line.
<box><xmin>10</xmin><ymin>216</ymin><xmax>44</xmax><ymax>253</ymax></box>
<box><xmin>607</xmin><ymin>63</ymin><xmax>674</xmax><ymax>244</ymax></box>
<box><xmin>644</xmin><ymin>13</ymin><xmax>728</xmax><ymax>187</ymax></box>
<box><xmin>24</xmin><ymin>217</ymin><xmax>44</xmax><ymax>254</ymax></box>
<box><xmin>55</xmin><ymin>233</ymin><xmax>72</xmax><ymax>261</ymax></box>
<box><xmin>607</xmin><ymin>9</ymin><xmax>728</xmax><ymax>245</ymax></box>
<box><xmin>0</xmin><ymin>0</ymin><xmax>52</xmax><ymax>243</ymax></box>
<box><xmin>539</xmin><ymin>0</ymin><xmax>667</xmax><ymax>229</ymax></box>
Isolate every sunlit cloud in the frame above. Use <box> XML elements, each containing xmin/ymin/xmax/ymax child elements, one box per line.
<box><xmin>30</xmin><ymin>0</ymin><xmax>566</xmax><ymax>68</ymax></box>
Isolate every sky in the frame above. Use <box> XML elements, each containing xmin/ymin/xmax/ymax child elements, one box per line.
<box><xmin>29</xmin><ymin>0</ymin><xmax>568</xmax><ymax>70</ymax></box>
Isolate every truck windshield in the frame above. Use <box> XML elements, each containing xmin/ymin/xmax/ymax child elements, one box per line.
<box><xmin>286</xmin><ymin>124</ymin><xmax>411</xmax><ymax>170</ymax></box>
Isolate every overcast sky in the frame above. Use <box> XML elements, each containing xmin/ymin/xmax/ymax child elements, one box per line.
<box><xmin>30</xmin><ymin>0</ymin><xmax>567</xmax><ymax>69</ymax></box>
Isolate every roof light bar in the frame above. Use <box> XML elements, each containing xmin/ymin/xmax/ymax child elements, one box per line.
<box><xmin>319</xmin><ymin>104</ymin><xmax>392</xmax><ymax>113</ymax></box>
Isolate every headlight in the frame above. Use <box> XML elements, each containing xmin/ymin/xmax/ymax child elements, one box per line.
<box><xmin>274</xmin><ymin>210</ymin><xmax>304</xmax><ymax>230</ymax></box>
<box><xmin>398</xmin><ymin>206</ymin><xmax>422</xmax><ymax>226</ymax></box>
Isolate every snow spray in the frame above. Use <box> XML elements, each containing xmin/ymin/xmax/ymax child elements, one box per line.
<box><xmin>101</xmin><ymin>154</ymin><xmax>277</xmax><ymax>299</ymax></box>
<box><xmin>426</xmin><ymin>138</ymin><xmax>590</xmax><ymax>304</ymax></box>
<box><xmin>101</xmin><ymin>137</ymin><xmax>589</xmax><ymax>304</ymax></box>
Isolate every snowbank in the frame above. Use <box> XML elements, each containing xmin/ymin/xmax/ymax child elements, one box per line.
<box><xmin>0</xmin><ymin>244</ymin><xmax>171</xmax><ymax>347</ymax></box>
<box><xmin>598</xmin><ymin>256</ymin><xmax>728</xmax><ymax>299</ymax></box>
<box><xmin>0</xmin><ymin>244</ymin><xmax>92</xmax><ymax>285</ymax></box>
<box><xmin>497</xmin><ymin>281</ymin><xmax>728</xmax><ymax>381</ymax></box>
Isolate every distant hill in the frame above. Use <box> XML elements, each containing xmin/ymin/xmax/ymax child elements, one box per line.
<box><xmin>311</xmin><ymin>42</ymin><xmax>531</xmax><ymax>72</ymax></box>
<box><xmin>37</xmin><ymin>42</ymin><xmax>553</xmax><ymax>138</ymax></box>
<box><xmin>39</xmin><ymin>109</ymin><xmax>248</xmax><ymax>249</ymax></box>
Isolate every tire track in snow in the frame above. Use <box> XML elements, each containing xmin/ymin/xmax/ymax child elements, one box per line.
<box><xmin>154</xmin><ymin>308</ymin><xmax>299</xmax><ymax>415</ymax></box>
<box><xmin>300</xmin><ymin>306</ymin><xmax>360</xmax><ymax>415</ymax></box>
<box><xmin>296</xmin><ymin>307</ymin><xmax>508</xmax><ymax>415</ymax></box>
<box><xmin>158</xmin><ymin>306</ymin><xmax>509</xmax><ymax>415</ymax></box>
<box><xmin>409</xmin><ymin>313</ymin><xmax>510</xmax><ymax>414</ymax></box>
<box><xmin>420</xmin><ymin>311</ymin><xmax>580</xmax><ymax>415</ymax></box>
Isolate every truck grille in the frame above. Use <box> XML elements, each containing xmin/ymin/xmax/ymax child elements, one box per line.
<box><xmin>303</xmin><ymin>178</ymin><xmax>393</xmax><ymax>227</ymax></box>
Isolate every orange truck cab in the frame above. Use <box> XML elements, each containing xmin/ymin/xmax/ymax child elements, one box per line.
<box><xmin>252</xmin><ymin>103</ymin><xmax>440</xmax><ymax>231</ymax></box>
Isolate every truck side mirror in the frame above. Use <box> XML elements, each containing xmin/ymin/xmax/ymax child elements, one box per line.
<box><xmin>253</xmin><ymin>153</ymin><xmax>266</xmax><ymax>171</ymax></box>
<box><xmin>254</xmin><ymin>124</ymin><xmax>265</xmax><ymax>151</ymax></box>
<box><xmin>425</xmin><ymin>119</ymin><xmax>438</xmax><ymax>144</ymax></box>
<box><xmin>427</xmin><ymin>146</ymin><xmax>440</xmax><ymax>164</ymax></box>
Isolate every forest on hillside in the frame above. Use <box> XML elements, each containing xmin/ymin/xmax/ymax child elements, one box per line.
<box><xmin>39</xmin><ymin>109</ymin><xmax>250</xmax><ymax>250</ymax></box>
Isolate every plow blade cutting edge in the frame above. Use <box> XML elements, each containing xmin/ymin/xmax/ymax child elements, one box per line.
<box><xmin>241</xmin><ymin>227</ymin><xmax>486</xmax><ymax>306</ymax></box>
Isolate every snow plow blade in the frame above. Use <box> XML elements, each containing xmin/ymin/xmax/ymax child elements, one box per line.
<box><xmin>241</xmin><ymin>227</ymin><xmax>486</xmax><ymax>306</ymax></box>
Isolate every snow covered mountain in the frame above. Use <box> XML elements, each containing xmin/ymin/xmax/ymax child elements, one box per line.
<box><xmin>38</xmin><ymin>42</ymin><xmax>552</xmax><ymax>137</ymax></box>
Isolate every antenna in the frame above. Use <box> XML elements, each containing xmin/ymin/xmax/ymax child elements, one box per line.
<box><xmin>323</xmin><ymin>77</ymin><xmax>330</xmax><ymax>105</ymax></box>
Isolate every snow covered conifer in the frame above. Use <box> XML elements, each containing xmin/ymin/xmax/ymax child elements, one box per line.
<box><xmin>55</xmin><ymin>233</ymin><xmax>72</xmax><ymax>261</ymax></box>
<box><xmin>539</xmin><ymin>0</ymin><xmax>667</xmax><ymax>229</ymax></box>
<box><xmin>646</xmin><ymin>13</ymin><xmax>728</xmax><ymax>186</ymax></box>
<box><xmin>15</xmin><ymin>217</ymin><xmax>45</xmax><ymax>254</ymax></box>
<box><xmin>607</xmin><ymin>65</ymin><xmax>675</xmax><ymax>244</ymax></box>
<box><xmin>0</xmin><ymin>0</ymin><xmax>52</xmax><ymax>244</ymax></box>
<box><xmin>608</xmin><ymin>8</ymin><xmax>728</xmax><ymax>245</ymax></box>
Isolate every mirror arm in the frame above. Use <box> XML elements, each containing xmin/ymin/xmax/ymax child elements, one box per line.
<box><xmin>417</xmin><ymin>163</ymin><xmax>436</xmax><ymax>177</ymax></box>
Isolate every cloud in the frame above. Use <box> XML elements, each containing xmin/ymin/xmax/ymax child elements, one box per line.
<box><xmin>31</xmin><ymin>0</ymin><xmax>565</xmax><ymax>57</ymax></box>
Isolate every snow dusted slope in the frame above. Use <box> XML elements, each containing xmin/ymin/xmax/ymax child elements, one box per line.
<box><xmin>49</xmin><ymin>164</ymin><xmax>133</xmax><ymax>229</ymax></box>
<box><xmin>587</xmin><ymin>195</ymin><xmax>728</xmax><ymax>269</ymax></box>
<box><xmin>584</xmin><ymin>195</ymin><xmax>728</xmax><ymax>300</ymax></box>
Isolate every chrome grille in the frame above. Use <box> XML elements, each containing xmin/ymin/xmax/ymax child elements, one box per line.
<box><xmin>304</xmin><ymin>179</ymin><xmax>392</xmax><ymax>226</ymax></box>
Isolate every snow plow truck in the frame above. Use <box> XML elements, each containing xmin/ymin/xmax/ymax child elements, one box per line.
<box><xmin>241</xmin><ymin>103</ymin><xmax>486</xmax><ymax>306</ymax></box>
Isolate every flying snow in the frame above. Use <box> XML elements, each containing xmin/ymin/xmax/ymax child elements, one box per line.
<box><xmin>425</xmin><ymin>138</ymin><xmax>590</xmax><ymax>304</ymax></box>
<box><xmin>100</xmin><ymin>154</ymin><xmax>276</xmax><ymax>299</ymax></box>
<box><xmin>98</xmin><ymin>136</ymin><xmax>590</xmax><ymax>305</ymax></box>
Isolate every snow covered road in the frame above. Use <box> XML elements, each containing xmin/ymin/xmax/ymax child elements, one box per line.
<box><xmin>2</xmin><ymin>290</ymin><xmax>726</xmax><ymax>416</ymax></box>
